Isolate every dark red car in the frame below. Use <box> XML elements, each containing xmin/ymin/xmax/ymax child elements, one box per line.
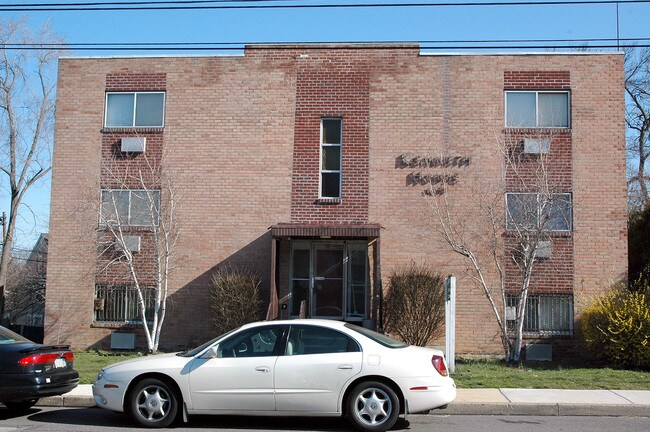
<box><xmin>0</xmin><ymin>325</ymin><xmax>79</xmax><ymax>413</ymax></box>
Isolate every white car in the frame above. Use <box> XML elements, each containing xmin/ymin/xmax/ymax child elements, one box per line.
<box><xmin>92</xmin><ymin>320</ymin><xmax>456</xmax><ymax>431</ymax></box>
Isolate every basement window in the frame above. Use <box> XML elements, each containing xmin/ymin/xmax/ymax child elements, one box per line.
<box><xmin>507</xmin><ymin>294</ymin><xmax>573</xmax><ymax>336</ymax></box>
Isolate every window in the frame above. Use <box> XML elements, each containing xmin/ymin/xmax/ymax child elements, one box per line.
<box><xmin>320</xmin><ymin>118</ymin><xmax>342</xmax><ymax>199</ymax></box>
<box><xmin>505</xmin><ymin>91</ymin><xmax>569</xmax><ymax>128</ymax></box>
<box><xmin>105</xmin><ymin>92</ymin><xmax>165</xmax><ymax>127</ymax></box>
<box><xmin>217</xmin><ymin>326</ymin><xmax>281</xmax><ymax>358</ymax></box>
<box><xmin>285</xmin><ymin>325</ymin><xmax>360</xmax><ymax>356</ymax></box>
<box><xmin>94</xmin><ymin>285</ymin><xmax>154</xmax><ymax>324</ymax></box>
<box><xmin>506</xmin><ymin>193</ymin><xmax>572</xmax><ymax>232</ymax></box>
<box><xmin>101</xmin><ymin>189</ymin><xmax>161</xmax><ymax>227</ymax></box>
<box><xmin>507</xmin><ymin>294</ymin><xmax>573</xmax><ymax>335</ymax></box>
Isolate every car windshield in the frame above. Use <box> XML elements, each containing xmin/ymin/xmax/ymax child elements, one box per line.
<box><xmin>177</xmin><ymin>328</ymin><xmax>238</xmax><ymax>357</ymax></box>
<box><xmin>344</xmin><ymin>324</ymin><xmax>408</xmax><ymax>348</ymax></box>
<box><xmin>0</xmin><ymin>325</ymin><xmax>32</xmax><ymax>345</ymax></box>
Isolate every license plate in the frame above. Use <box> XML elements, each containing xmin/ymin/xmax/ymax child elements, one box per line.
<box><xmin>54</xmin><ymin>358</ymin><xmax>67</xmax><ymax>368</ymax></box>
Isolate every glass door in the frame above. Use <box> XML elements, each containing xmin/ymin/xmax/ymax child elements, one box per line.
<box><xmin>312</xmin><ymin>243</ymin><xmax>344</xmax><ymax>319</ymax></box>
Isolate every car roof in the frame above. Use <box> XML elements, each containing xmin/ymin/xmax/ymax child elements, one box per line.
<box><xmin>240</xmin><ymin>319</ymin><xmax>349</xmax><ymax>330</ymax></box>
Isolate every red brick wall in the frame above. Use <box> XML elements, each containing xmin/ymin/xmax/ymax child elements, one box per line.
<box><xmin>105</xmin><ymin>73</ymin><xmax>166</xmax><ymax>92</ymax></box>
<box><xmin>46</xmin><ymin>49</ymin><xmax>627</xmax><ymax>356</ymax></box>
<box><xmin>290</xmin><ymin>51</ymin><xmax>371</xmax><ymax>223</ymax></box>
<box><xmin>504</xmin><ymin>71</ymin><xmax>571</xmax><ymax>90</ymax></box>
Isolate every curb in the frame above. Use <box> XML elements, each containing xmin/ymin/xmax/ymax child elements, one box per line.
<box><xmin>37</xmin><ymin>395</ymin><xmax>650</xmax><ymax>417</ymax></box>
<box><xmin>438</xmin><ymin>403</ymin><xmax>650</xmax><ymax>417</ymax></box>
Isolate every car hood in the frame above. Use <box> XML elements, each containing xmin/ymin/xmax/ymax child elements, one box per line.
<box><xmin>103</xmin><ymin>352</ymin><xmax>181</xmax><ymax>372</ymax></box>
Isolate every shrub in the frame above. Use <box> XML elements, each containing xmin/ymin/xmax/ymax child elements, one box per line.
<box><xmin>383</xmin><ymin>263</ymin><xmax>446</xmax><ymax>347</ymax></box>
<box><xmin>210</xmin><ymin>266</ymin><xmax>264</xmax><ymax>335</ymax></box>
<box><xmin>581</xmin><ymin>285</ymin><xmax>650</xmax><ymax>370</ymax></box>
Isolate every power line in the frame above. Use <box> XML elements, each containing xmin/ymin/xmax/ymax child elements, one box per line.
<box><xmin>2</xmin><ymin>40</ymin><xmax>650</xmax><ymax>50</ymax></box>
<box><xmin>3</xmin><ymin>0</ymin><xmax>650</xmax><ymax>12</ymax></box>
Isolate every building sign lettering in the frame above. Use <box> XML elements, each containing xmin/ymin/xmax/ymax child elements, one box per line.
<box><xmin>397</xmin><ymin>152</ymin><xmax>472</xmax><ymax>195</ymax></box>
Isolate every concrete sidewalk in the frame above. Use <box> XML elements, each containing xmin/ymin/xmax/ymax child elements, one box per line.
<box><xmin>37</xmin><ymin>385</ymin><xmax>650</xmax><ymax>417</ymax></box>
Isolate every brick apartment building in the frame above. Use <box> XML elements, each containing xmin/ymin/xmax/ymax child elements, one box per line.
<box><xmin>45</xmin><ymin>44</ymin><xmax>627</xmax><ymax>358</ymax></box>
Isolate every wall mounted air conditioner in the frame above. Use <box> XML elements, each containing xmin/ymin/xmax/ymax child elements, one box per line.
<box><xmin>120</xmin><ymin>137</ymin><xmax>146</xmax><ymax>153</ymax></box>
<box><xmin>115</xmin><ymin>235</ymin><xmax>141</xmax><ymax>253</ymax></box>
<box><xmin>523</xmin><ymin>137</ymin><xmax>550</xmax><ymax>154</ymax></box>
<box><xmin>111</xmin><ymin>332</ymin><xmax>136</xmax><ymax>350</ymax></box>
<box><xmin>536</xmin><ymin>240</ymin><xmax>552</xmax><ymax>259</ymax></box>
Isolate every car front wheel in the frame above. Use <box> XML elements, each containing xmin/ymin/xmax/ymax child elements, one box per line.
<box><xmin>3</xmin><ymin>399</ymin><xmax>38</xmax><ymax>413</ymax></box>
<box><xmin>128</xmin><ymin>378</ymin><xmax>179</xmax><ymax>428</ymax></box>
<box><xmin>347</xmin><ymin>381</ymin><xmax>400</xmax><ymax>432</ymax></box>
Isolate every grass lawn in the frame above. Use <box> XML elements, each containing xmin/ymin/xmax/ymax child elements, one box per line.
<box><xmin>74</xmin><ymin>351</ymin><xmax>650</xmax><ymax>389</ymax></box>
<box><xmin>453</xmin><ymin>360</ymin><xmax>650</xmax><ymax>390</ymax></box>
<box><xmin>75</xmin><ymin>351</ymin><xmax>145</xmax><ymax>384</ymax></box>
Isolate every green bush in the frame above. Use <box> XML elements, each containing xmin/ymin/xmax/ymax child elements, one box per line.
<box><xmin>210</xmin><ymin>266</ymin><xmax>264</xmax><ymax>335</ymax></box>
<box><xmin>383</xmin><ymin>263</ymin><xmax>446</xmax><ymax>347</ymax></box>
<box><xmin>581</xmin><ymin>284</ymin><xmax>650</xmax><ymax>370</ymax></box>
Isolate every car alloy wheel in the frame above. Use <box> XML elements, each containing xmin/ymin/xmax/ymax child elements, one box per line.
<box><xmin>129</xmin><ymin>378</ymin><xmax>178</xmax><ymax>428</ymax></box>
<box><xmin>348</xmin><ymin>381</ymin><xmax>400</xmax><ymax>432</ymax></box>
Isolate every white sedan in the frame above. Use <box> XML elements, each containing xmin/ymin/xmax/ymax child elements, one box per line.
<box><xmin>92</xmin><ymin>319</ymin><xmax>456</xmax><ymax>431</ymax></box>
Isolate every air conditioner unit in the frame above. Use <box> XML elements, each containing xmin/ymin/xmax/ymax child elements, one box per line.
<box><xmin>120</xmin><ymin>137</ymin><xmax>146</xmax><ymax>153</ymax></box>
<box><xmin>115</xmin><ymin>235</ymin><xmax>141</xmax><ymax>253</ymax></box>
<box><xmin>523</xmin><ymin>137</ymin><xmax>550</xmax><ymax>154</ymax></box>
<box><xmin>535</xmin><ymin>240</ymin><xmax>552</xmax><ymax>259</ymax></box>
<box><xmin>111</xmin><ymin>332</ymin><xmax>136</xmax><ymax>350</ymax></box>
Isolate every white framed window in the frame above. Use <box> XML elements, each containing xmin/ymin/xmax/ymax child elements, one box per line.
<box><xmin>105</xmin><ymin>92</ymin><xmax>165</xmax><ymax>127</ymax></box>
<box><xmin>507</xmin><ymin>294</ymin><xmax>573</xmax><ymax>336</ymax></box>
<box><xmin>505</xmin><ymin>91</ymin><xmax>570</xmax><ymax>128</ymax></box>
<box><xmin>506</xmin><ymin>192</ymin><xmax>572</xmax><ymax>232</ymax></box>
<box><xmin>100</xmin><ymin>189</ymin><xmax>160</xmax><ymax>227</ymax></box>
<box><xmin>320</xmin><ymin>118</ymin><xmax>342</xmax><ymax>199</ymax></box>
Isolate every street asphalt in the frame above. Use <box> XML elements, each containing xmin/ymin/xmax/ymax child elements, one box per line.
<box><xmin>34</xmin><ymin>385</ymin><xmax>650</xmax><ymax>417</ymax></box>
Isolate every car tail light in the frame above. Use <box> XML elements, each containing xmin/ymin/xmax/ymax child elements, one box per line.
<box><xmin>19</xmin><ymin>352</ymin><xmax>72</xmax><ymax>366</ymax></box>
<box><xmin>432</xmin><ymin>355</ymin><xmax>448</xmax><ymax>376</ymax></box>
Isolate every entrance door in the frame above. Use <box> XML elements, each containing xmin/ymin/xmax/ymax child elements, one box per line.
<box><xmin>289</xmin><ymin>241</ymin><xmax>368</xmax><ymax>321</ymax></box>
<box><xmin>312</xmin><ymin>243</ymin><xmax>344</xmax><ymax>318</ymax></box>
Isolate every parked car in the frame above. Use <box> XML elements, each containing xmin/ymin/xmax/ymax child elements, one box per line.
<box><xmin>0</xmin><ymin>324</ymin><xmax>79</xmax><ymax>413</ymax></box>
<box><xmin>93</xmin><ymin>319</ymin><xmax>456</xmax><ymax>431</ymax></box>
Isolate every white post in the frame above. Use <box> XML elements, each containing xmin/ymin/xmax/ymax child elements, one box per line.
<box><xmin>445</xmin><ymin>275</ymin><xmax>456</xmax><ymax>374</ymax></box>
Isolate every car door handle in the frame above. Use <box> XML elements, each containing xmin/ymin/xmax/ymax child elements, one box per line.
<box><xmin>255</xmin><ymin>366</ymin><xmax>270</xmax><ymax>373</ymax></box>
<box><xmin>338</xmin><ymin>364</ymin><xmax>353</xmax><ymax>370</ymax></box>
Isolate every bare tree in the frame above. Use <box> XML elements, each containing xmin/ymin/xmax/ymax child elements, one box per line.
<box><xmin>96</xmin><ymin>151</ymin><xmax>180</xmax><ymax>353</ymax></box>
<box><xmin>0</xmin><ymin>19</ymin><xmax>64</xmax><ymax>315</ymax></box>
<box><xmin>425</xmin><ymin>130</ymin><xmax>571</xmax><ymax>362</ymax></box>
<box><xmin>625</xmin><ymin>47</ymin><xmax>650</xmax><ymax>209</ymax></box>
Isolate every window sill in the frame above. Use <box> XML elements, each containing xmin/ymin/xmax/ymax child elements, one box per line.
<box><xmin>101</xmin><ymin>127</ymin><xmax>164</xmax><ymax>134</ymax></box>
<box><xmin>91</xmin><ymin>322</ymin><xmax>142</xmax><ymax>329</ymax></box>
<box><xmin>315</xmin><ymin>198</ymin><xmax>342</xmax><ymax>205</ymax></box>
<box><xmin>503</xmin><ymin>127</ymin><xmax>571</xmax><ymax>135</ymax></box>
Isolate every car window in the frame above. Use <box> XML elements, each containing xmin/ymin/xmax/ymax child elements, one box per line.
<box><xmin>344</xmin><ymin>324</ymin><xmax>408</xmax><ymax>348</ymax></box>
<box><xmin>285</xmin><ymin>325</ymin><xmax>360</xmax><ymax>356</ymax></box>
<box><xmin>217</xmin><ymin>326</ymin><xmax>281</xmax><ymax>358</ymax></box>
<box><xmin>0</xmin><ymin>325</ymin><xmax>31</xmax><ymax>344</ymax></box>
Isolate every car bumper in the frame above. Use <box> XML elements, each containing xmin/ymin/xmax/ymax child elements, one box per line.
<box><xmin>400</xmin><ymin>376</ymin><xmax>457</xmax><ymax>414</ymax></box>
<box><xmin>0</xmin><ymin>371</ymin><xmax>79</xmax><ymax>402</ymax></box>
<box><xmin>92</xmin><ymin>377</ymin><xmax>128</xmax><ymax>412</ymax></box>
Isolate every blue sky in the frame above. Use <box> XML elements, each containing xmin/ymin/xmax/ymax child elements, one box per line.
<box><xmin>3</xmin><ymin>0</ymin><xmax>650</xmax><ymax>249</ymax></box>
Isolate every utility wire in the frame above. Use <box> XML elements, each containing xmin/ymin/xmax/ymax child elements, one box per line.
<box><xmin>2</xmin><ymin>41</ymin><xmax>650</xmax><ymax>50</ymax></box>
<box><xmin>3</xmin><ymin>0</ymin><xmax>650</xmax><ymax>12</ymax></box>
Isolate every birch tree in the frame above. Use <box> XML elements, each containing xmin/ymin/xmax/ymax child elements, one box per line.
<box><xmin>626</xmin><ymin>47</ymin><xmax>650</xmax><ymax>209</ymax></box>
<box><xmin>97</xmin><ymin>152</ymin><xmax>179</xmax><ymax>353</ymax></box>
<box><xmin>426</xmin><ymin>130</ymin><xmax>571</xmax><ymax>362</ymax></box>
<box><xmin>0</xmin><ymin>19</ymin><xmax>64</xmax><ymax>316</ymax></box>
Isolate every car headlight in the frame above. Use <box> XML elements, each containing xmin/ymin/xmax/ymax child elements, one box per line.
<box><xmin>94</xmin><ymin>369</ymin><xmax>105</xmax><ymax>383</ymax></box>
